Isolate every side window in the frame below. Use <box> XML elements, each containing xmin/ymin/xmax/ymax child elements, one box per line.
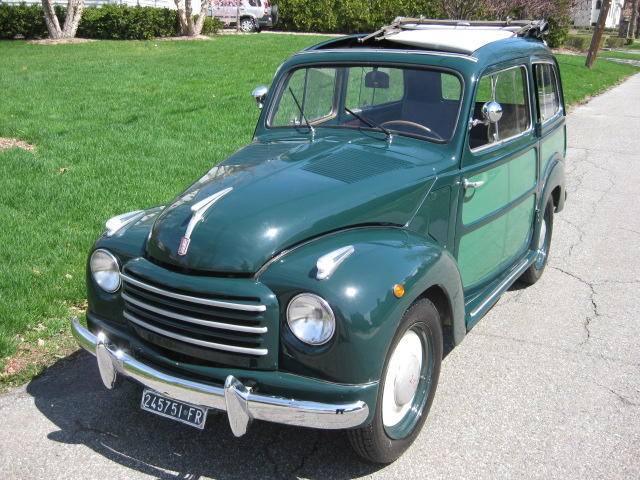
<box><xmin>271</xmin><ymin>67</ymin><xmax>337</xmax><ymax>126</ymax></box>
<box><xmin>469</xmin><ymin>66</ymin><xmax>530</xmax><ymax>150</ymax></box>
<box><xmin>534</xmin><ymin>63</ymin><xmax>561</xmax><ymax>123</ymax></box>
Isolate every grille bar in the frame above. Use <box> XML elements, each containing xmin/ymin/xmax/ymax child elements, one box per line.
<box><xmin>124</xmin><ymin>311</ymin><xmax>269</xmax><ymax>356</ymax></box>
<box><xmin>121</xmin><ymin>273</ymin><xmax>266</xmax><ymax>312</ymax></box>
<box><xmin>122</xmin><ymin>292</ymin><xmax>267</xmax><ymax>334</ymax></box>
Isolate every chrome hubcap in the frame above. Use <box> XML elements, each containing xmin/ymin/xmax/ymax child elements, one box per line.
<box><xmin>382</xmin><ymin>330</ymin><xmax>423</xmax><ymax>427</ymax></box>
<box><xmin>536</xmin><ymin>218</ymin><xmax>547</xmax><ymax>265</ymax></box>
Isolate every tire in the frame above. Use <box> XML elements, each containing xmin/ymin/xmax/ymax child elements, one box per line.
<box><xmin>519</xmin><ymin>198</ymin><xmax>554</xmax><ymax>285</ymax></box>
<box><xmin>347</xmin><ymin>298</ymin><xmax>443</xmax><ymax>463</ymax></box>
<box><xmin>239</xmin><ymin>17</ymin><xmax>256</xmax><ymax>33</ymax></box>
<box><xmin>270</xmin><ymin>4</ymin><xmax>279</xmax><ymax>25</ymax></box>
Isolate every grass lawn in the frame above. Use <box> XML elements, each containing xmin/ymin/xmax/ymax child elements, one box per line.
<box><xmin>0</xmin><ymin>35</ymin><xmax>638</xmax><ymax>389</ymax></box>
<box><xmin>600</xmin><ymin>50</ymin><xmax>640</xmax><ymax>61</ymax></box>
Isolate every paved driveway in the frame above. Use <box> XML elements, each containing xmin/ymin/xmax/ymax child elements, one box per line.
<box><xmin>1</xmin><ymin>74</ymin><xmax>639</xmax><ymax>480</ymax></box>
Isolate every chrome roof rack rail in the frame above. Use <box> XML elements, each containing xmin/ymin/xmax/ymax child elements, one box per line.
<box><xmin>358</xmin><ymin>17</ymin><xmax>549</xmax><ymax>44</ymax></box>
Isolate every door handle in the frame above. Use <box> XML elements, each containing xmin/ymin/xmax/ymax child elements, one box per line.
<box><xmin>463</xmin><ymin>179</ymin><xmax>485</xmax><ymax>190</ymax></box>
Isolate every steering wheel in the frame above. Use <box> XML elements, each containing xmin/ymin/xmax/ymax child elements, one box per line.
<box><xmin>380</xmin><ymin>120</ymin><xmax>444</xmax><ymax>141</ymax></box>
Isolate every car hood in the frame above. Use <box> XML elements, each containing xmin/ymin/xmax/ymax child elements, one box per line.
<box><xmin>146</xmin><ymin>138</ymin><xmax>439</xmax><ymax>273</ymax></box>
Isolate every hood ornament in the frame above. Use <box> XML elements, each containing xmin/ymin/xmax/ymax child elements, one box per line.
<box><xmin>178</xmin><ymin>187</ymin><xmax>233</xmax><ymax>256</ymax></box>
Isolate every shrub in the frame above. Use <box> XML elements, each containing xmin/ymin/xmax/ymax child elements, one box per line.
<box><xmin>77</xmin><ymin>5</ymin><xmax>181</xmax><ymax>40</ymax></box>
<box><xmin>0</xmin><ymin>3</ymin><xmax>47</xmax><ymax>40</ymax></box>
<box><xmin>564</xmin><ymin>34</ymin><xmax>591</xmax><ymax>52</ymax></box>
<box><xmin>545</xmin><ymin>17</ymin><xmax>568</xmax><ymax>48</ymax></box>
<box><xmin>604</xmin><ymin>36</ymin><xmax>626</xmax><ymax>49</ymax></box>
<box><xmin>202</xmin><ymin>17</ymin><xmax>224</xmax><ymax>35</ymax></box>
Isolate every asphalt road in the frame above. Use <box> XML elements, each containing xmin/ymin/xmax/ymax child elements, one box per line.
<box><xmin>2</xmin><ymin>74</ymin><xmax>639</xmax><ymax>480</ymax></box>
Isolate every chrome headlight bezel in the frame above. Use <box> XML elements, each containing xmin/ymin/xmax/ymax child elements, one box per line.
<box><xmin>286</xmin><ymin>293</ymin><xmax>336</xmax><ymax>345</ymax></box>
<box><xmin>90</xmin><ymin>249</ymin><xmax>121</xmax><ymax>293</ymax></box>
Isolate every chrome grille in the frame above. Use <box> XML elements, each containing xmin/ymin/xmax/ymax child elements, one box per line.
<box><xmin>120</xmin><ymin>272</ymin><xmax>270</xmax><ymax>357</ymax></box>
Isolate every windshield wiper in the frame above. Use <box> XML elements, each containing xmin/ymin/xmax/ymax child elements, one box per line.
<box><xmin>344</xmin><ymin>107</ymin><xmax>392</xmax><ymax>143</ymax></box>
<box><xmin>288</xmin><ymin>88</ymin><xmax>315</xmax><ymax>141</ymax></box>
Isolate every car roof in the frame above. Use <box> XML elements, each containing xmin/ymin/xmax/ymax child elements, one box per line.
<box><xmin>303</xmin><ymin>18</ymin><xmax>552</xmax><ymax>67</ymax></box>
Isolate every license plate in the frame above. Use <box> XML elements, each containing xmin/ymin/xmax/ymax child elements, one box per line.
<box><xmin>140</xmin><ymin>389</ymin><xmax>207</xmax><ymax>429</ymax></box>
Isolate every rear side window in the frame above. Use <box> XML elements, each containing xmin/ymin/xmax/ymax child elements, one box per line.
<box><xmin>470</xmin><ymin>66</ymin><xmax>531</xmax><ymax>150</ymax></box>
<box><xmin>534</xmin><ymin>63</ymin><xmax>561</xmax><ymax>123</ymax></box>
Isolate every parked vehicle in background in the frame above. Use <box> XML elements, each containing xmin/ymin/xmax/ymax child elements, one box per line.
<box><xmin>72</xmin><ymin>18</ymin><xmax>567</xmax><ymax>464</ymax></box>
<box><xmin>209</xmin><ymin>0</ymin><xmax>278</xmax><ymax>32</ymax></box>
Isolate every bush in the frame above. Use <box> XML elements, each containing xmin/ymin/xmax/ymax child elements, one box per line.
<box><xmin>0</xmin><ymin>4</ymin><xmax>223</xmax><ymax>40</ymax></box>
<box><xmin>77</xmin><ymin>5</ymin><xmax>180</xmax><ymax>40</ymax></box>
<box><xmin>545</xmin><ymin>17</ymin><xmax>568</xmax><ymax>48</ymax></box>
<box><xmin>564</xmin><ymin>34</ymin><xmax>591</xmax><ymax>52</ymax></box>
<box><xmin>604</xmin><ymin>36</ymin><xmax>626</xmax><ymax>49</ymax></box>
<box><xmin>0</xmin><ymin>3</ymin><xmax>47</xmax><ymax>40</ymax></box>
<box><xmin>276</xmin><ymin>0</ymin><xmax>442</xmax><ymax>34</ymax></box>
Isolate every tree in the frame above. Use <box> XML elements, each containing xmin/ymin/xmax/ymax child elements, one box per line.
<box><xmin>586</xmin><ymin>0</ymin><xmax>612</xmax><ymax>67</ymax></box>
<box><xmin>41</xmin><ymin>0</ymin><xmax>84</xmax><ymax>39</ymax></box>
<box><xmin>175</xmin><ymin>0</ymin><xmax>214</xmax><ymax>36</ymax></box>
<box><xmin>631</xmin><ymin>0</ymin><xmax>639</xmax><ymax>38</ymax></box>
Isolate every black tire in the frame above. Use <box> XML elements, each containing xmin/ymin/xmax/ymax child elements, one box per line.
<box><xmin>520</xmin><ymin>198</ymin><xmax>554</xmax><ymax>285</ymax></box>
<box><xmin>271</xmin><ymin>4</ymin><xmax>279</xmax><ymax>25</ymax></box>
<box><xmin>347</xmin><ymin>298</ymin><xmax>443</xmax><ymax>463</ymax></box>
<box><xmin>239</xmin><ymin>17</ymin><xmax>256</xmax><ymax>32</ymax></box>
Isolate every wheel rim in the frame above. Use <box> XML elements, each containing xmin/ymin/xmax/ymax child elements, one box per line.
<box><xmin>382</xmin><ymin>325</ymin><xmax>433</xmax><ymax>439</ymax></box>
<box><xmin>535</xmin><ymin>215</ymin><xmax>548</xmax><ymax>269</ymax></box>
<box><xmin>240</xmin><ymin>20</ymin><xmax>253</xmax><ymax>32</ymax></box>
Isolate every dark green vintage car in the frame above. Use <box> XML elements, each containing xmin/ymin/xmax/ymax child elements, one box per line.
<box><xmin>72</xmin><ymin>18</ymin><xmax>566</xmax><ymax>463</ymax></box>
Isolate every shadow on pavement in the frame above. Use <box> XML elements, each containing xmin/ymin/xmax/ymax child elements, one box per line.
<box><xmin>26</xmin><ymin>352</ymin><xmax>383</xmax><ymax>480</ymax></box>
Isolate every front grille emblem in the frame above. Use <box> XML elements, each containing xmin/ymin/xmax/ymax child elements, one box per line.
<box><xmin>177</xmin><ymin>187</ymin><xmax>233</xmax><ymax>256</ymax></box>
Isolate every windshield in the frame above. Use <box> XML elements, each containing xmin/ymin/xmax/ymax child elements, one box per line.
<box><xmin>268</xmin><ymin>65</ymin><xmax>463</xmax><ymax>142</ymax></box>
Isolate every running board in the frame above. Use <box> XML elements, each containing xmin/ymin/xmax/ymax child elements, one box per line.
<box><xmin>466</xmin><ymin>253</ymin><xmax>536</xmax><ymax>325</ymax></box>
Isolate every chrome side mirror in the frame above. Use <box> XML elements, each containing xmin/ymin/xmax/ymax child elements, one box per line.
<box><xmin>252</xmin><ymin>86</ymin><xmax>268</xmax><ymax>109</ymax></box>
<box><xmin>481</xmin><ymin>101</ymin><xmax>503</xmax><ymax>124</ymax></box>
<box><xmin>471</xmin><ymin>101</ymin><xmax>503</xmax><ymax>128</ymax></box>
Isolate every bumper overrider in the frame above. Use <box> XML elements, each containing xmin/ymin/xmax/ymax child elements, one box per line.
<box><xmin>71</xmin><ymin>317</ymin><xmax>370</xmax><ymax>436</ymax></box>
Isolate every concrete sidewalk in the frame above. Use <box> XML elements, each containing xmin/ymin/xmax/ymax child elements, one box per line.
<box><xmin>1</xmin><ymin>74</ymin><xmax>640</xmax><ymax>480</ymax></box>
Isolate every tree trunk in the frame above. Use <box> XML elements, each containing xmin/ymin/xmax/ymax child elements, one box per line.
<box><xmin>175</xmin><ymin>0</ymin><xmax>213</xmax><ymax>36</ymax></box>
<box><xmin>41</xmin><ymin>0</ymin><xmax>84</xmax><ymax>39</ymax></box>
<box><xmin>41</xmin><ymin>0</ymin><xmax>63</xmax><ymax>39</ymax></box>
<box><xmin>631</xmin><ymin>0</ymin><xmax>639</xmax><ymax>38</ymax></box>
<box><xmin>586</xmin><ymin>0</ymin><xmax>612</xmax><ymax>68</ymax></box>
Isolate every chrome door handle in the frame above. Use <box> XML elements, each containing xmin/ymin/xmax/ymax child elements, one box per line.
<box><xmin>463</xmin><ymin>179</ymin><xmax>485</xmax><ymax>189</ymax></box>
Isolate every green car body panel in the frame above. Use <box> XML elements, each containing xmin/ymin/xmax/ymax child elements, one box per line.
<box><xmin>83</xmin><ymin>33</ymin><xmax>566</xmax><ymax>426</ymax></box>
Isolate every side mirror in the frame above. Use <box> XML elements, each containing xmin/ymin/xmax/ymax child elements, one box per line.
<box><xmin>481</xmin><ymin>101</ymin><xmax>503</xmax><ymax>124</ymax></box>
<box><xmin>252</xmin><ymin>86</ymin><xmax>268</xmax><ymax>109</ymax></box>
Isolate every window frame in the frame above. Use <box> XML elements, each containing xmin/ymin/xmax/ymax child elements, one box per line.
<box><xmin>469</xmin><ymin>64</ymin><xmax>533</xmax><ymax>154</ymax></box>
<box><xmin>265</xmin><ymin>62</ymin><xmax>466</xmax><ymax>144</ymax></box>
<box><xmin>533</xmin><ymin>61</ymin><xmax>563</xmax><ymax>126</ymax></box>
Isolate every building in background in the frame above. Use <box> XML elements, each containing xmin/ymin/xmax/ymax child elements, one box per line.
<box><xmin>571</xmin><ymin>0</ymin><xmax>625</xmax><ymax>27</ymax></box>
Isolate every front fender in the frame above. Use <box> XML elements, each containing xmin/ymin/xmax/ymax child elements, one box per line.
<box><xmin>258</xmin><ymin>227</ymin><xmax>464</xmax><ymax>384</ymax></box>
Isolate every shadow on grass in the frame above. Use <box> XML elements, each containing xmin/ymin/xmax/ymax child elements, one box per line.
<box><xmin>26</xmin><ymin>352</ymin><xmax>383</xmax><ymax>480</ymax></box>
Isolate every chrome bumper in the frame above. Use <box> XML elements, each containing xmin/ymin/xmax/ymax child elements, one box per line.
<box><xmin>70</xmin><ymin>317</ymin><xmax>369</xmax><ymax>436</ymax></box>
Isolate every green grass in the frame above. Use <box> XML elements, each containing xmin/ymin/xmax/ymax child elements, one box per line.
<box><xmin>0</xmin><ymin>36</ymin><xmax>638</xmax><ymax>388</ymax></box>
<box><xmin>600</xmin><ymin>50</ymin><xmax>640</xmax><ymax>61</ymax></box>
<box><xmin>623</xmin><ymin>42</ymin><xmax>640</xmax><ymax>50</ymax></box>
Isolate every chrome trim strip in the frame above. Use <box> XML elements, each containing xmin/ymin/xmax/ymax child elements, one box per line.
<box><xmin>71</xmin><ymin>318</ymin><xmax>370</xmax><ymax>435</ymax></box>
<box><xmin>123</xmin><ymin>311</ymin><xmax>269</xmax><ymax>356</ymax></box>
<box><xmin>470</xmin><ymin>257</ymin><xmax>531</xmax><ymax>317</ymax></box>
<box><xmin>120</xmin><ymin>273</ymin><xmax>267</xmax><ymax>312</ymax></box>
<box><xmin>122</xmin><ymin>293</ymin><xmax>268</xmax><ymax>334</ymax></box>
<box><xmin>295</xmin><ymin>48</ymin><xmax>478</xmax><ymax>62</ymax></box>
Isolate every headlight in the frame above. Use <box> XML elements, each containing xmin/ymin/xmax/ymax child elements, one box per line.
<box><xmin>286</xmin><ymin>293</ymin><xmax>335</xmax><ymax>345</ymax></box>
<box><xmin>90</xmin><ymin>249</ymin><xmax>121</xmax><ymax>293</ymax></box>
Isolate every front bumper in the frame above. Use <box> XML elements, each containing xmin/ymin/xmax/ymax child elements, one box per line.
<box><xmin>71</xmin><ymin>317</ymin><xmax>369</xmax><ymax>436</ymax></box>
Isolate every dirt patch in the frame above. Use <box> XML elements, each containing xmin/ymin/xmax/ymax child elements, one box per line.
<box><xmin>0</xmin><ymin>138</ymin><xmax>35</xmax><ymax>152</ymax></box>
<box><xmin>156</xmin><ymin>35</ymin><xmax>213</xmax><ymax>41</ymax></box>
<box><xmin>27</xmin><ymin>37</ymin><xmax>97</xmax><ymax>45</ymax></box>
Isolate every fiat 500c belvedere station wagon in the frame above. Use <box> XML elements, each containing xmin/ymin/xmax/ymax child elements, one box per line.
<box><xmin>72</xmin><ymin>18</ymin><xmax>567</xmax><ymax>463</ymax></box>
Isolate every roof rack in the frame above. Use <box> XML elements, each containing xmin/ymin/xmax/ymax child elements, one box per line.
<box><xmin>358</xmin><ymin>17</ymin><xmax>549</xmax><ymax>44</ymax></box>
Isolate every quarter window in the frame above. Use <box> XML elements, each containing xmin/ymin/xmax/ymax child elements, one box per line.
<box><xmin>534</xmin><ymin>63</ymin><xmax>561</xmax><ymax>123</ymax></box>
<box><xmin>469</xmin><ymin>66</ymin><xmax>530</xmax><ymax>150</ymax></box>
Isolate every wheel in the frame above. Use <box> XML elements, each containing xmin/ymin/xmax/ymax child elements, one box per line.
<box><xmin>520</xmin><ymin>197</ymin><xmax>554</xmax><ymax>285</ymax></box>
<box><xmin>347</xmin><ymin>298</ymin><xmax>443</xmax><ymax>463</ymax></box>
<box><xmin>239</xmin><ymin>17</ymin><xmax>256</xmax><ymax>33</ymax></box>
